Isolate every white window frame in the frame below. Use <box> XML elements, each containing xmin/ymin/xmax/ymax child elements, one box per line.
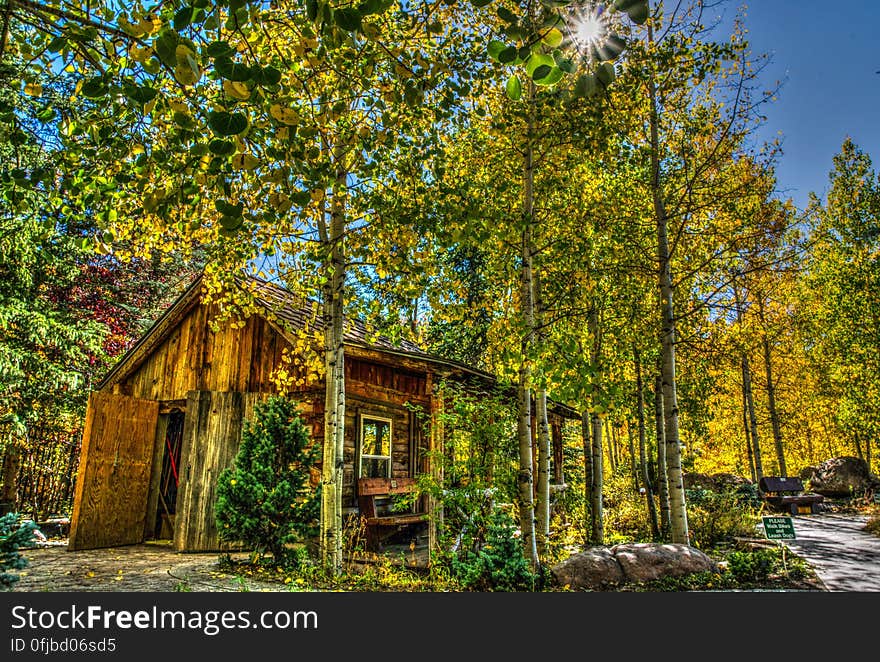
<box><xmin>358</xmin><ymin>415</ymin><xmax>393</xmax><ymax>479</ymax></box>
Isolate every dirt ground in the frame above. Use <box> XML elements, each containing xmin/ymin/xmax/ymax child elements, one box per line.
<box><xmin>10</xmin><ymin>541</ymin><xmax>291</xmax><ymax>592</ymax></box>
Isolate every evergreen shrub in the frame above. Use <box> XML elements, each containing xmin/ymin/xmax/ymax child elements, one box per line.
<box><xmin>215</xmin><ymin>396</ymin><xmax>320</xmax><ymax>566</ymax></box>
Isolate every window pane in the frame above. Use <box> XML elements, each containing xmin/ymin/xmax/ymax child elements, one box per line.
<box><xmin>361</xmin><ymin>458</ymin><xmax>390</xmax><ymax>478</ymax></box>
<box><xmin>362</xmin><ymin>419</ymin><xmax>390</xmax><ymax>456</ymax></box>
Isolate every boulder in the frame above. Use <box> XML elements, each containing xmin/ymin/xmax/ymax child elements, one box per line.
<box><xmin>799</xmin><ymin>466</ymin><xmax>818</xmax><ymax>482</ymax></box>
<box><xmin>804</xmin><ymin>456</ymin><xmax>880</xmax><ymax>497</ymax></box>
<box><xmin>550</xmin><ymin>548</ymin><xmax>625</xmax><ymax>591</ymax></box>
<box><xmin>612</xmin><ymin>543</ymin><xmax>717</xmax><ymax>584</ymax></box>
<box><xmin>550</xmin><ymin>543</ymin><xmax>717</xmax><ymax>590</ymax></box>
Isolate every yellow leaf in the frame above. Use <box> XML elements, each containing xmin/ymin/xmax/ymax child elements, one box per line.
<box><xmin>224</xmin><ymin>79</ymin><xmax>251</xmax><ymax>101</ymax></box>
<box><xmin>232</xmin><ymin>153</ymin><xmax>259</xmax><ymax>170</ymax></box>
<box><xmin>24</xmin><ymin>83</ymin><xmax>42</xmax><ymax>97</ymax></box>
<box><xmin>86</xmin><ymin>571</ymin><xmax>95</xmax><ymax>578</ymax></box>
<box><xmin>137</xmin><ymin>14</ymin><xmax>161</xmax><ymax>36</ymax></box>
<box><xmin>269</xmin><ymin>104</ymin><xmax>299</xmax><ymax>125</ymax></box>
<box><xmin>128</xmin><ymin>44</ymin><xmax>153</xmax><ymax>64</ymax></box>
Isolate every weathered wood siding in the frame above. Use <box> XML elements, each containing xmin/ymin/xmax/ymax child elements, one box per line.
<box><xmin>174</xmin><ymin>390</ymin><xmax>269</xmax><ymax>552</ymax></box>
<box><xmin>112</xmin><ymin>304</ymin><xmax>317</xmax><ymax>401</ymax></box>
<box><xmin>106</xmin><ymin>300</ymin><xmax>437</xmax><ymax>526</ymax></box>
<box><xmin>68</xmin><ymin>393</ymin><xmax>159</xmax><ymax>551</ymax></box>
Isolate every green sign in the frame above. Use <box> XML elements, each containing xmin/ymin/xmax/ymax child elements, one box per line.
<box><xmin>762</xmin><ymin>516</ymin><xmax>796</xmax><ymax>540</ymax></box>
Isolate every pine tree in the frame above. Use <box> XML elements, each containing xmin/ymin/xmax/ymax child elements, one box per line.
<box><xmin>215</xmin><ymin>397</ymin><xmax>320</xmax><ymax>566</ymax></box>
<box><xmin>0</xmin><ymin>513</ymin><xmax>36</xmax><ymax>589</ymax></box>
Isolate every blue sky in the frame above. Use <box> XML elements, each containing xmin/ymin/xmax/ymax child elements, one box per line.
<box><xmin>712</xmin><ymin>0</ymin><xmax>880</xmax><ymax>211</ymax></box>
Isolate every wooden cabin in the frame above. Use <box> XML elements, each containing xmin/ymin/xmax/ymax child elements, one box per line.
<box><xmin>68</xmin><ymin>274</ymin><xmax>577</xmax><ymax>553</ymax></box>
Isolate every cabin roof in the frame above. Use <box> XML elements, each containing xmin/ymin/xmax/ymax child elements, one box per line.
<box><xmin>245</xmin><ymin>276</ymin><xmax>428</xmax><ymax>356</ymax></box>
<box><xmin>96</xmin><ymin>273</ymin><xmax>580</xmax><ymax>419</ymax></box>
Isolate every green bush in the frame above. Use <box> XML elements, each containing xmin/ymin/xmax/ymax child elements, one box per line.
<box><xmin>726</xmin><ymin>549</ymin><xmax>774</xmax><ymax>582</ymax></box>
<box><xmin>215</xmin><ymin>396</ymin><xmax>320</xmax><ymax>566</ymax></box>
<box><xmin>450</xmin><ymin>510</ymin><xmax>536</xmax><ymax>591</ymax></box>
<box><xmin>1</xmin><ymin>513</ymin><xmax>36</xmax><ymax>590</ymax></box>
<box><xmin>686</xmin><ymin>487</ymin><xmax>759</xmax><ymax>549</ymax></box>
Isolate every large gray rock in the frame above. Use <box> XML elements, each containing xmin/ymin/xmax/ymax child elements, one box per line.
<box><xmin>612</xmin><ymin>543</ymin><xmax>717</xmax><ymax>584</ymax></box>
<box><xmin>804</xmin><ymin>456</ymin><xmax>880</xmax><ymax>497</ymax></box>
<box><xmin>550</xmin><ymin>548</ymin><xmax>625</xmax><ymax>591</ymax></box>
<box><xmin>550</xmin><ymin>543</ymin><xmax>717</xmax><ymax>590</ymax></box>
<box><xmin>799</xmin><ymin>465</ymin><xmax>818</xmax><ymax>481</ymax></box>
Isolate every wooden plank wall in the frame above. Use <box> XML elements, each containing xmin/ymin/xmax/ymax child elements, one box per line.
<box><xmin>112</xmin><ymin>304</ymin><xmax>318</xmax><ymax>401</ymax></box>
<box><xmin>174</xmin><ymin>390</ymin><xmax>267</xmax><ymax>552</ymax></box>
<box><xmin>68</xmin><ymin>393</ymin><xmax>159</xmax><ymax>551</ymax></box>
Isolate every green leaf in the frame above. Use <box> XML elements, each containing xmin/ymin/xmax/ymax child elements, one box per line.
<box><xmin>535</xmin><ymin>66</ymin><xmax>563</xmax><ymax>86</ymax></box>
<box><xmin>47</xmin><ymin>36</ymin><xmax>67</xmax><ymax>53</ymax></box>
<box><xmin>123</xmin><ymin>82</ymin><xmax>158</xmax><ymax>105</ymax></box>
<box><xmin>532</xmin><ymin>64</ymin><xmax>552</xmax><ymax>81</ymax></box>
<box><xmin>596</xmin><ymin>62</ymin><xmax>616</xmax><ymax>86</ymax></box>
<box><xmin>207</xmin><ymin>111</ymin><xmax>248</xmax><ymax>136</ymax></box>
<box><xmin>254</xmin><ymin>66</ymin><xmax>282</xmax><ymax>86</ymax></box>
<box><xmin>215</xmin><ymin>199</ymin><xmax>244</xmax><ymax>216</ymax></box>
<box><xmin>153</xmin><ymin>30</ymin><xmax>180</xmax><ymax>67</ymax></box>
<box><xmin>335</xmin><ymin>8</ymin><xmax>362</xmax><ymax>32</ymax></box>
<box><xmin>219</xmin><ymin>215</ymin><xmax>244</xmax><ymax>231</ymax></box>
<box><xmin>573</xmin><ymin>73</ymin><xmax>598</xmax><ymax>98</ymax></box>
<box><xmin>525</xmin><ymin>53</ymin><xmax>554</xmax><ymax>78</ymax></box>
<box><xmin>472</xmin><ymin>0</ymin><xmax>494</xmax><ymax>6</ymax></box>
<box><xmin>215</xmin><ymin>57</ymin><xmax>253</xmax><ymax>82</ymax></box>
<box><xmin>358</xmin><ymin>0</ymin><xmax>390</xmax><ymax>15</ymax></box>
<box><xmin>498</xmin><ymin>46</ymin><xmax>518</xmax><ymax>64</ymax></box>
<box><xmin>81</xmin><ymin>78</ymin><xmax>109</xmax><ymax>98</ymax></box>
<box><xmin>487</xmin><ymin>40</ymin><xmax>506</xmax><ymax>62</ymax></box>
<box><xmin>497</xmin><ymin>7</ymin><xmax>517</xmax><ymax>24</ymax></box>
<box><xmin>206</xmin><ymin>40</ymin><xmax>236</xmax><ymax>58</ymax></box>
<box><xmin>555</xmin><ymin>56</ymin><xmax>576</xmax><ymax>74</ymax></box>
<box><xmin>174</xmin><ymin>111</ymin><xmax>195</xmax><ymax>128</ymax></box>
<box><xmin>208</xmin><ymin>138</ymin><xmax>236</xmax><ymax>155</ymax></box>
<box><xmin>613</xmin><ymin>0</ymin><xmax>642</xmax><ymax>10</ymax></box>
<box><xmin>291</xmin><ymin>190</ymin><xmax>312</xmax><ymax>206</ymax></box>
<box><xmin>542</xmin><ymin>27</ymin><xmax>564</xmax><ymax>48</ymax></box>
<box><xmin>505</xmin><ymin>74</ymin><xmax>522</xmax><ymax>100</ymax></box>
<box><xmin>626</xmin><ymin>1</ymin><xmax>650</xmax><ymax>24</ymax></box>
<box><xmin>174</xmin><ymin>6</ymin><xmax>195</xmax><ymax>31</ymax></box>
<box><xmin>36</xmin><ymin>106</ymin><xmax>56</xmax><ymax>122</ymax></box>
<box><xmin>307</xmin><ymin>0</ymin><xmax>319</xmax><ymax>21</ymax></box>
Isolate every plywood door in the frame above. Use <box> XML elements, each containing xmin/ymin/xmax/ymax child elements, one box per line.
<box><xmin>174</xmin><ymin>391</ymin><xmax>265</xmax><ymax>552</ymax></box>
<box><xmin>68</xmin><ymin>392</ymin><xmax>160</xmax><ymax>551</ymax></box>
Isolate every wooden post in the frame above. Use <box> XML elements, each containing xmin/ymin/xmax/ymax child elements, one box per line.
<box><xmin>427</xmin><ymin>376</ymin><xmax>444</xmax><ymax>560</ymax></box>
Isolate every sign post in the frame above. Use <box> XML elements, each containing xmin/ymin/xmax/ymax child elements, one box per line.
<box><xmin>762</xmin><ymin>516</ymin><xmax>796</xmax><ymax>575</ymax></box>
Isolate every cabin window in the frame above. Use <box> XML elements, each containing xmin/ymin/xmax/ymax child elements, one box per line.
<box><xmin>358</xmin><ymin>415</ymin><xmax>392</xmax><ymax>478</ymax></box>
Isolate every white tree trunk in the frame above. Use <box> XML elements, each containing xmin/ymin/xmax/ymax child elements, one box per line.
<box><xmin>515</xmin><ymin>77</ymin><xmax>539</xmax><ymax>568</ymax></box>
<box><xmin>654</xmin><ymin>374</ymin><xmax>670</xmax><ymax>538</ymax></box>
<box><xmin>648</xmin><ymin>21</ymin><xmax>688</xmax><ymax>545</ymax></box>
<box><xmin>319</xmin><ymin>165</ymin><xmax>347</xmax><ymax>575</ymax></box>
<box><xmin>535</xmin><ymin>388</ymin><xmax>551</xmax><ymax>551</ymax></box>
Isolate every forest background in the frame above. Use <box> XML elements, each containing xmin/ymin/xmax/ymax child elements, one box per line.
<box><xmin>0</xmin><ymin>0</ymin><xmax>878</xmax><ymax>572</ymax></box>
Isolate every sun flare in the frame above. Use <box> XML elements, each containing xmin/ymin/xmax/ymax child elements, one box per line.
<box><xmin>568</xmin><ymin>6</ymin><xmax>609</xmax><ymax>53</ymax></box>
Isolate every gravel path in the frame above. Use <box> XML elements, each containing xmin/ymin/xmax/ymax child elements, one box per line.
<box><xmin>780</xmin><ymin>514</ymin><xmax>880</xmax><ymax>592</ymax></box>
<box><xmin>10</xmin><ymin>542</ymin><xmax>290</xmax><ymax>592</ymax></box>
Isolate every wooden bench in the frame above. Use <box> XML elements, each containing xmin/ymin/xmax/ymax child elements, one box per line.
<box><xmin>759</xmin><ymin>476</ymin><xmax>824</xmax><ymax>515</ymax></box>
<box><xmin>357</xmin><ymin>477</ymin><xmax>427</xmax><ymax>551</ymax></box>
